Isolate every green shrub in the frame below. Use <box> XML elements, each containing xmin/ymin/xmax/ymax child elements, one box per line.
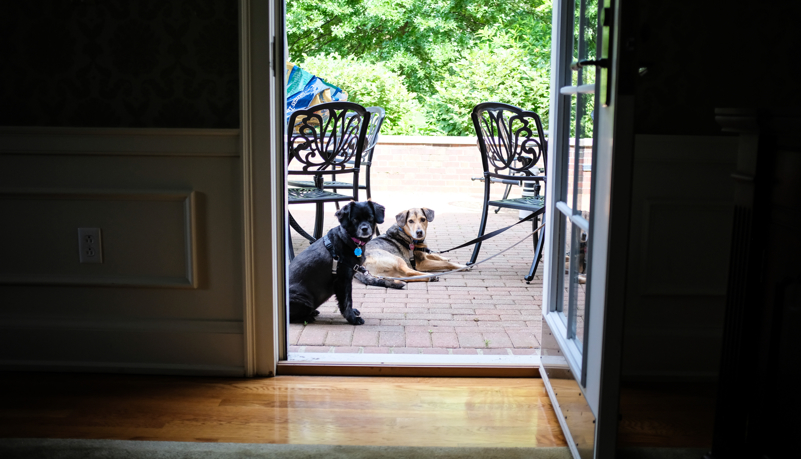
<box><xmin>298</xmin><ymin>55</ymin><xmax>430</xmax><ymax>135</ymax></box>
<box><xmin>425</xmin><ymin>29</ymin><xmax>550</xmax><ymax>136</ymax></box>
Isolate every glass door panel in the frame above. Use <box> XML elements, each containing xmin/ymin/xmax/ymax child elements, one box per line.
<box><xmin>551</xmin><ymin>0</ymin><xmax>597</xmax><ymax>372</ymax></box>
<box><xmin>542</xmin><ymin>0</ymin><xmax>622</xmax><ymax>456</ymax></box>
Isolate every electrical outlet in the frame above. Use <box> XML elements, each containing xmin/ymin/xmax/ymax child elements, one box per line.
<box><xmin>78</xmin><ymin>228</ymin><xmax>102</xmax><ymax>263</ymax></box>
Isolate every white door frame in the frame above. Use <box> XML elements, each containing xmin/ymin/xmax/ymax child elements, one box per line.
<box><xmin>542</xmin><ymin>0</ymin><xmax>635</xmax><ymax>456</ymax></box>
<box><xmin>240</xmin><ymin>0</ymin><xmax>287</xmax><ymax>377</ymax></box>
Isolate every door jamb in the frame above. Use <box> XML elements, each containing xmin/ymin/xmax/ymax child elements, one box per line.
<box><xmin>241</xmin><ymin>0</ymin><xmax>287</xmax><ymax>377</ymax></box>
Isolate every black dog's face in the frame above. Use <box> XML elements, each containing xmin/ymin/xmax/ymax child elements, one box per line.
<box><xmin>335</xmin><ymin>200</ymin><xmax>386</xmax><ymax>241</ymax></box>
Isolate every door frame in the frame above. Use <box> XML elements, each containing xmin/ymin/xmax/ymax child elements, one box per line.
<box><xmin>540</xmin><ymin>0</ymin><xmax>636</xmax><ymax>456</ymax></box>
<box><xmin>240</xmin><ymin>0</ymin><xmax>287</xmax><ymax>377</ymax></box>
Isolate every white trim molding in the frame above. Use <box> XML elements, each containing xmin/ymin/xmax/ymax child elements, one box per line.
<box><xmin>0</xmin><ymin>127</ymin><xmax>240</xmax><ymax>157</ymax></box>
<box><xmin>0</xmin><ymin>360</ymin><xmax>245</xmax><ymax>377</ymax></box>
<box><xmin>240</xmin><ymin>0</ymin><xmax>285</xmax><ymax>378</ymax></box>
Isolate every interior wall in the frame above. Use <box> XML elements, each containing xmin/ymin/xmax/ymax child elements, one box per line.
<box><xmin>632</xmin><ymin>1</ymin><xmax>798</xmax><ymax>136</ymax></box>
<box><xmin>0</xmin><ymin>0</ymin><xmax>245</xmax><ymax>376</ymax></box>
<box><xmin>0</xmin><ymin>0</ymin><xmax>239</xmax><ymax>128</ymax></box>
<box><xmin>0</xmin><ymin>128</ymin><xmax>244</xmax><ymax>375</ymax></box>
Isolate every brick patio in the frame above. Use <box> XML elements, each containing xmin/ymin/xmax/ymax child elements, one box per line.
<box><xmin>288</xmin><ymin>182</ymin><xmax>545</xmax><ymax>362</ymax></box>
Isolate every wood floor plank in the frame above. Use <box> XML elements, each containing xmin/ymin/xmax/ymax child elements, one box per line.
<box><xmin>0</xmin><ymin>373</ymin><xmax>566</xmax><ymax>448</ymax></box>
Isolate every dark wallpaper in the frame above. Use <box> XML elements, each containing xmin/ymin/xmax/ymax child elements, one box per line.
<box><xmin>0</xmin><ymin>0</ymin><xmax>239</xmax><ymax>128</ymax></box>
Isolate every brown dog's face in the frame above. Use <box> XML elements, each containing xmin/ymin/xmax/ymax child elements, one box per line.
<box><xmin>396</xmin><ymin>208</ymin><xmax>435</xmax><ymax>241</ymax></box>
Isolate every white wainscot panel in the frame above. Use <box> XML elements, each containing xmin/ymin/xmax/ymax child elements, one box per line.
<box><xmin>0</xmin><ymin>190</ymin><xmax>198</xmax><ymax>288</ymax></box>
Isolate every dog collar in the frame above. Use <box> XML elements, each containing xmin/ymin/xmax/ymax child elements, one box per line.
<box><xmin>351</xmin><ymin>237</ymin><xmax>366</xmax><ymax>257</ymax></box>
<box><xmin>408</xmin><ymin>238</ymin><xmax>425</xmax><ymax>250</ymax></box>
<box><xmin>408</xmin><ymin>238</ymin><xmax>425</xmax><ymax>270</ymax></box>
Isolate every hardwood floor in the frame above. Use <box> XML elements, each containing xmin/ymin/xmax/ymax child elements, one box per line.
<box><xmin>0</xmin><ymin>373</ymin><xmax>566</xmax><ymax>448</ymax></box>
<box><xmin>617</xmin><ymin>382</ymin><xmax>716</xmax><ymax>448</ymax></box>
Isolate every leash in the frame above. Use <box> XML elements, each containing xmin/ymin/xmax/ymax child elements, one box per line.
<box><xmin>362</xmin><ymin>222</ymin><xmax>545</xmax><ymax>282</ymax></box>
<box><xmin>429</xmin><ymin>209</ymin><xmax>541</xmax><ymax>255</ymax></box>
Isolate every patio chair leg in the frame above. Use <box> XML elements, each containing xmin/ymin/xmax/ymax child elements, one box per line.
<box><xmin>313</xmin><ymin>202</ymin><xmax>325</xmax><ymax>240</ymax></box>
<box><xmin>469</xmin><ymin>180</ymin><xmax>492</xmax><ymax>264</ymax></box>
<box><xmin>288</xmin><ymin>224</ymin><xmax>295</xmax><ymax>261</ymax></box>
<box><xmin>333</xmin><ymin>172</ymin><xmax>340</xmax><ymax>210</ymax></box>
<box><xmin>495</xmin><ymin>183</ymin><xmax>513</xmax><ymax>213</ymax></box>
<box><xmin>365</xmin><ymin>171</ymin><xmax>372</xmax><ymax>201</ymax></box>
<box><xmin>289</xmin><ymin>212</ymin><xmax>316</xmax><ymax>243</ymax></box>
<box><xmin>525</xmin><ymin>214</ymin><xmax>545</xmax><ymax>283</ymax></box>
<box><xmin>365</xmin><ymin>175</ymin><xmax>379</xmax><ymax>235</ymax></box>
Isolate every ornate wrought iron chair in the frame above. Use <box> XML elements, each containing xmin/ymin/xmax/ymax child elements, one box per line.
<box><xmin>468</xmin><ymin>102</ymin><xmax>548</xmax><ymax>282</ymax></box>
<box><xmin>288</xmin><ymin>106</ymin><xmax>385</xmax><ymax>204</ymax></box>
<box><xmin>287</xmin><ymin>102</ymin><xmax>371</xmax><ymax>258</ymax></box>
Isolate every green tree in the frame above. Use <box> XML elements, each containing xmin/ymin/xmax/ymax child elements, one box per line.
<box><xmin>288</xmin><ymin>0</ymin><xmax>552</xmax><ymax>96</ymax></box>
<box><xmin>287</xmin><ymin>0</ymin><xmax>555</xmax><ymax>135</ymax></box>
<box><xmin>299</xmin><ymin>55</ymin><xmax>429</xmax><ymax>135</ymax></box>
<box><xmin>425</xmin><ymin>28</ymin><xmax>550</xmax><ymax>135</ymax></box>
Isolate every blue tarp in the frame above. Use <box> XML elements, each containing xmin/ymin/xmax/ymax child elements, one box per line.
<box><xmin>286</xmin><ymin>63</ymin><xmax>347</xmax><ymax>125</ymax></box>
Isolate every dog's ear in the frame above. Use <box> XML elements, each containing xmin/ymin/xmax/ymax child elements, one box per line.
<box><xmin>370</xmin><ymin>201</ymin><xmax>386</xmax><ymax>224</ymax></box>
<box><xmin>395</xmin><ymin>210</ymin><xmax>408</xmax><ymax>227</ymax></box>
<box><xmin>422</xmin><ymin>208</ymin><xmax>435</xmax><ymax>222</ymax></box>
<box><xmin>335</xmin><ymin>201</ymin><xmax>354</xmax><ymax>223</ymax></box>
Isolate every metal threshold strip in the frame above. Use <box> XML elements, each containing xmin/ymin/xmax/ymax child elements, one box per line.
<box><xmin>279</xmin><ymin>353</ymin><xmax>541</xmax><ymax>377</ymax></box>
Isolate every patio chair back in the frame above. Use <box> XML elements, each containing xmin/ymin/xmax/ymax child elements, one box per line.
<box><xmin>363</xmin><ymin>106</ymin><xmax>386</xmax><ymax>164</ymax></box>
<box><xmin>288</xmin><ymin>101</ymin><xmax>371</xmax><ymax>196</ymax></box>
<box><xmin>471</xmin><ymin>102</ymin><xmax>547</xmax><ymax>181</ymax></box>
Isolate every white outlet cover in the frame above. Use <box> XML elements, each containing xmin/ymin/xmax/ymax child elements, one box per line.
<box><xmin>78</xmin><ymin>228</ymin><xmax>102</xmax><ymax>263</ymax></box>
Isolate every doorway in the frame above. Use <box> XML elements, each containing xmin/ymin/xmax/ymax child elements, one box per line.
<box><xmin>281</xmin><ymin>2</ymin><xmax>554</xmax><ymax>368</ymax></box>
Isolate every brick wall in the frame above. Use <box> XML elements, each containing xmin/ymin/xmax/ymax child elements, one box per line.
<box><xmin>289</xmin><ymin>136</ymin><xmax>593</xmax><ymax>197</ymax></box>
<box><xmin>370</xmin><ymin>136</ymin><xmax>593</xmax><ymax>196</ymax></box>
<box><xmin>369</xmin><ymin>137</ymin><xmax>483</xmax><ymax>195</ymax></box>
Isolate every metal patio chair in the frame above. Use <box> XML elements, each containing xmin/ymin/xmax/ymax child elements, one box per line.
<box><xmin>288</xmin><ymin>106</ymin><xmax>385</xmax><ymax>204</ymax></box>
<box><xmin>287</xmin><ymin>102</ymin><xmax>371</xmax><ymax>260</ymax></box>
<box><xmin>468</xmin><ymin>102</ymin><xmax>548</xmax><ymax>283</ymax></box>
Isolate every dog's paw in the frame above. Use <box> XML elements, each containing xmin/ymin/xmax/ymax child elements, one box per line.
<box><xmin>429</xmin><ymin>276</ymin><xmax>440</xmax><ymax>282</ymax></box>
<box><xmin>347</xmin><ymin>316</ymin><xmax>365</xmax><ymax>325</ymax></box>
<box><xmin>312</xmin><ymin>310</ymin><xmax>320</xmax><ymax>317</ymax></box>
<box><xmin>390</xmin><ymin>280</ymin><xmax>406</xmax><ymax>289</ymax></box>
<box><xmin>352</xmin><ymin>308</ymin><xmax>360</xmax><ymax>316</ymax></box>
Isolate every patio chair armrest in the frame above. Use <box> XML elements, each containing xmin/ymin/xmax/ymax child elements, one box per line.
<box><xmin>522</xmin><ymin>175</ymin><xmax>546</xmax><ymax>182</ymax></box>
<box><xmin>471</xmin><ymin>176</ymin><xmax>523</xmax><ymax>185</ymax></box>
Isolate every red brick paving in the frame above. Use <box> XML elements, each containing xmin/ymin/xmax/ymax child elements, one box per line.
<box><xmin>288</xmin><ymin>189</ymin><xmax>543</xmax><ymax>358</ymax></box>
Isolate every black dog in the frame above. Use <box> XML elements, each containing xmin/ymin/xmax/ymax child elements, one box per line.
<box><xmin>288</xmin><ymin>200</ymin><xmax>385</xmax><ymax>325</ymax></box>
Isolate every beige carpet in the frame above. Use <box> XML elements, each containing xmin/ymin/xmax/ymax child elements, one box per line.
<box><xmin>1</xmin><ymin>438</ymin><xmax>572</xmax><ymax>459</ymax></box>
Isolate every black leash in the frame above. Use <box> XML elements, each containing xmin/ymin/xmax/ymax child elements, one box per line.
<box><xmin>432</xmin><ymin>211</ymin><xmax>540</xmax><ymax>255</ymax></box>
<box><xmin>366</xmin><ymin>222</ymin><xmax>546</xmax><ymax>281</ymax></box>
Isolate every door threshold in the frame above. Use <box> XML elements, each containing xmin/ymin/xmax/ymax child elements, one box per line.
<box><xmin>278</xmin><ymin>353</ymin><xmax>541</xmax><ymax>377</ymax></box>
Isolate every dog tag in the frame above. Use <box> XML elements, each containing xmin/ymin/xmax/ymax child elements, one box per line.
<box><xmin>354</xmin><ymin>247</ymin><xmax>363</xmax><ymax>257</ymax></box>
<box><xmin>409</xmin><ymin>243</ymin><xmax>414</xmax><ymax>251</ymax></box>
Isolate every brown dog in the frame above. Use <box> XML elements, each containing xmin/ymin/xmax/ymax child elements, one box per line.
<box><xmin>354</xmin><ymin>208</ymin><xmax>465</xmax><ymax>289</ymax></box>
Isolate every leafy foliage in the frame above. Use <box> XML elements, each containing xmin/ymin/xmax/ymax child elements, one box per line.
<box><xmin>425</xmin><ymin>29</ymin><xmax>550</xmax><ymax>136</ymax></box>
<box><xmin>299</xmin><ymin>55</ymin><xmax>428</xmax><ymax>135</ymax></box>
<box><xmin>288</xmin><ymin>0</ymin><xmax>557</xmax><ymax>135</ymax></box>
